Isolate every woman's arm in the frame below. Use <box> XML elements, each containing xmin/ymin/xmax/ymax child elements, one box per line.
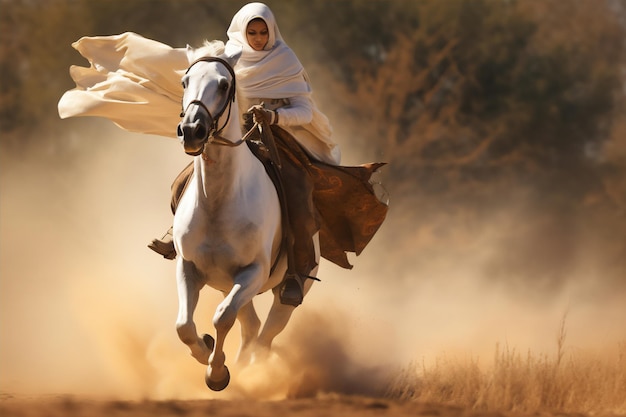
<box><xmin>275</xmin><ymin>96</ymin><xmax>313</xmax><ymax>126</ymax></box>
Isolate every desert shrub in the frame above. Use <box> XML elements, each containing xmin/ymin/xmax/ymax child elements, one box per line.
<box><xmin>388</xmin><ymin>323</ymin><xmax>626</xmax><ymax>414</ymax></box>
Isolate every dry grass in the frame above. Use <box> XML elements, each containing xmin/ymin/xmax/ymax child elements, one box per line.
<box><xmin>388</xmin><ymin>316</ymin><xmax>626</xmax><ymax>414</ymax></box>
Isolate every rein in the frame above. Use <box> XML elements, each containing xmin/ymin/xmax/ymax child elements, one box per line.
<box><xmin>180</xmin><ymin>57</ymin><xmax>243</xmax><ymax>147</ymax></box>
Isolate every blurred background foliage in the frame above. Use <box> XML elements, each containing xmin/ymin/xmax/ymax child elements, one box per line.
<box><xmin>1</xmin><ymin>0</ymin><xmax>625</xmax><ymax>290</ymax></box>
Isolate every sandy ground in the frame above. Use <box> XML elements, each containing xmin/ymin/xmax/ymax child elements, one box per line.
<box><xmin>0</xmin><ymin>395</ymin><xmax>604</xmax><ymax>417</ymax></box>
<box><xmin>3</xmin><ymin>396</ymin><xmax>625</xmax><ymax>417</ymax></box>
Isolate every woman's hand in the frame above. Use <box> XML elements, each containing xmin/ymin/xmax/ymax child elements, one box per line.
<box><xmin>247</xmin><ymin>105</ymin><xmax>277</xmax><ymax>125</ymax></box>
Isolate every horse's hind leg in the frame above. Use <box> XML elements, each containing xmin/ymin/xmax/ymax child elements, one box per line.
<box><xmin>256</xmin><ymin>237</ymin><xmax>320</xmax><ymax>358</ymax></box>
<box><xmin>255</xmin><ymin>288</ymin><xmax>296</xmax><ymax>359</ymax></box>
<box><xmin>236</xmin><ymin>300</ymin><xmax>261</xmax><ymax>365</ymax></box>
<box><xmin>256</xmin><ymin>268</ymin><xmax>317</xmax><ymax>358</ymax></box>
<box><xmin>175</xmin><ymin>259</ymin><xmax>211</xmax><ymax>365</ymax></box>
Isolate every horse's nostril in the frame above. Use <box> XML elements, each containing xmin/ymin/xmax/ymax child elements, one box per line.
<box><xmin>194</xmin><ymin>125</ymin><xmax>207</xmax><ymax>140</ymax></box>
<box><xmin>177</xmin><ymin>123</ymin><xmax>183</xmax><ymax>138</ymax></box>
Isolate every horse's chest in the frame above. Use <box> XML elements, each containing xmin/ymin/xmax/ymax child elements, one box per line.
<box><xmin>173</xmin><ymin>172</ymin><xmax>279</xmax><ymax>279</ymax></box>
<box><xmin>177</xmin><ymin>211</ymin><xmax>261</xmax><ymax>266</ymax></box>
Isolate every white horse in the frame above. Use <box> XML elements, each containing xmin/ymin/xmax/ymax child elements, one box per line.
<box><xmin>172</xmin><ymin>42</ymin><xmax>318</xmax><ymax>391</ymax></box>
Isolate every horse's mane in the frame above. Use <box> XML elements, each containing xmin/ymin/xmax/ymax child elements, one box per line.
<box><xmin>189</xmin><ymin>40</ymin><xmax>226</xmax><ymax>61</ymax></box>
<box><xmin>188</xmin><ymin>39</ymin><xmax>243</xmax><ymax>104</ymax></box>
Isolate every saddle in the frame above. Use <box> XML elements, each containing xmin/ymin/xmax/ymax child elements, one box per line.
<box><xmin>169</xmin><ymin>125</ymin><xmax>388</xmax><ymax>274</ymax></box>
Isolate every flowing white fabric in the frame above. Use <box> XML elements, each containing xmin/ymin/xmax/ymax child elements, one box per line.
<box><xmin>57</xmin><ymin>3</ymin><xmax>340</xmax><ymax>163</ymax></box>
<box><xmin>58</xmin><ymin>32</ymin><xmax>188</xmax><ymax>138</ymax></box>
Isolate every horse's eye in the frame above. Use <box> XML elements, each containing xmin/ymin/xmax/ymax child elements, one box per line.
<box><xmin>181</xmin><ymin>76</ymin><xmax>188</xmax><ymax>89</ymax></box>
<box><xmin>218</xmin><ymin>78</ymin><xmax>229</xmax><ymax>92</ymax></box>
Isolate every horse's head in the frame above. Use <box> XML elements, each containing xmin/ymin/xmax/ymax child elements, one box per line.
<box><xmin>178</xmin><ymin>42</ymin><xmax>242</xmax><ymax>156</ymax></box>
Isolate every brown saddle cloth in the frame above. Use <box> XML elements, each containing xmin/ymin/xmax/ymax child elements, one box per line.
<box><xmin>170</xmin><ymin>125</ymin><xmax>388</xmax><ymax>270</ymax></box>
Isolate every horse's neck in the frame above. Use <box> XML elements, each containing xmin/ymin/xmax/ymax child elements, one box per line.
<box><xmin>194</xmin><ymin>108</ymin><xmax>255</xmax><ymax>200</ymax></box>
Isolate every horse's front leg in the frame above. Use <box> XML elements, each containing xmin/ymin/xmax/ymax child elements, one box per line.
<box><xmin>206</xmin><ymin>263</ymin><xmax>264</xmax><ymax>390</ymax></box>
<box><xmin>175</xmin><ymin>259</ymin><xmax>211</xmax><ymax>365</ymax></box>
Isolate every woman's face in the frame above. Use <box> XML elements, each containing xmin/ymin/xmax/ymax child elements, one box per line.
<box><xmin>246</xmin><ymin>18</ymin><xmax>269</xmax><ymax>51</ymax></box>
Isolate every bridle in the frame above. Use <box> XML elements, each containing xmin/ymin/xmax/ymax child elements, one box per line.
<box><xmin>179</xmin><ymin>57</ymin><xmax>245</xmax><ymax>147</ymax></box>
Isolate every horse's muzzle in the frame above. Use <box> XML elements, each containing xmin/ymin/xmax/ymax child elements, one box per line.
<box><xmin>178</xmin><ymin>119</ymin><xmax>210</xmax><ymax>156</ymax></box>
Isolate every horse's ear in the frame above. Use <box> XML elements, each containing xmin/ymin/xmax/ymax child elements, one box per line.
<box><xmin>223</xmin><ymin>43</ymin><xmax>242</xmax><ymax>67</ymax></box>
<box><xmin>186</xmin><ymin>44</ymin><xmax>196</xmax><ymax>64</ymax></box>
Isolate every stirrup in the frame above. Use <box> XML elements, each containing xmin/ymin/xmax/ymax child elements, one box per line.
<box><xmin>147</xmin><ymin>228</ymin><xmax>176</xmax><ymax>260</ymax></box>
<box><xmin>279</xmin><ymin>273</ymin><xmax>319</xmax><ymax>307</ymax></box>
<box><xmin>280</xmin><ymin>273</ymin><xmax>304</xmax><ymax>307</ymax></box>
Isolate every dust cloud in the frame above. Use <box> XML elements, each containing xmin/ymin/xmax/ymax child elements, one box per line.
<box><xmin>1</xmin><ymin>118</ymin><xmax>624</xmax><ymax>401</ymax></box>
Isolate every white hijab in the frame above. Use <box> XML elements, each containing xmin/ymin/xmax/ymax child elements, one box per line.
<box><xmin>225</xmin><ymin>2</ymin><xmax>311</xmax><ymax>99</ymax></box>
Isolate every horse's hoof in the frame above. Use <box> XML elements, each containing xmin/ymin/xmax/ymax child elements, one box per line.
<box><xmin>205</xmin><ymin>366</ymin><xmax>230</xmax><ymax>391</ymax></box>
<box><xmin>202</xmin><ymin>334</ymin><xmax>215</xmax><ymax>352</ymax></box>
